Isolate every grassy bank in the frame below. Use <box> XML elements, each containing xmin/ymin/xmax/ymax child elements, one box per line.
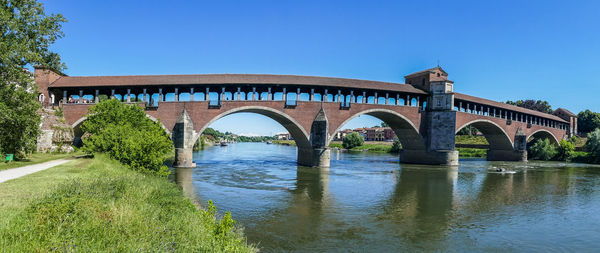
<box><xmin>0</xmin><ymin>152</ymin><xmax>79</xmax><ymax>171</ymax></box>
<box><xmin>0</xmin><ymin>155</ymin><xmax>256</xmax><ymax>252</ymax></box>
<box><xmin>457</xmin><ymin>148</ymin><xmax>487</xmax><ymax>158</ymax></box>
<box><xmin>272</xmin><ymin>140</ymin><xmax>394</xmax><ymax>152</ymax></box>
<box><xmin>329</xmin><ymin>142</ymin><xmax>393</xmax><ymax>153</ymax></box>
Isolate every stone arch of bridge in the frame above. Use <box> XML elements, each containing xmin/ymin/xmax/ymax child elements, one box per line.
<box><xmin>455</xmin><ymin>119</ymin><xmax>514</xmax><ymax>151</ymax></box>
<box><xmin>527</xmin><ymin>129</ymin><xmax>560</xmax><ymax>146</ymax></box>
<box><xmin>193</xmin><ymin>106</ymin><xmax>312</xmax><ymax>152</ymax></box>
<box><xmin>329</xmin><ymin>108</ymin><xmax>426</xmax><ymax>151</ymax></box>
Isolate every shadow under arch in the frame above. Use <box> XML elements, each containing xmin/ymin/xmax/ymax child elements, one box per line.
<box><xmin>455</xmin><ymin>119</ymin><xmax>514</xmax><ymax>151</ymax></box>
<box><xmin>527</xmin><ymin>129</ymin><xmax>560</xmax><ymax>146</ymax></box>
<box><xmin>330</xmin><ymin>108</ymin><xmax>426</xmax><ymax>151</ymax></box>
<box><xmin>194</xmin><ymin>106</ymin><xmax>312</xmax><ymax>151</ymax></box>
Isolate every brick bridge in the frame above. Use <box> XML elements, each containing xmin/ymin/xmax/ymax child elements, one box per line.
<box><xmin>35</xmin><ymin>67</ymin><xmax>577</xmax><ymax>168</ymax></box>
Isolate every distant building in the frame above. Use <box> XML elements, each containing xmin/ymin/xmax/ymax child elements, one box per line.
<box><xmin>275</xmin><ymin>133</ymin><xmax>291</xmax><ymax>140</ymax></box>
<box><xmin>366</xmin><ymin>127</ymin><xmax>394</xmax><ymax>141</ymax></box>
<box><xmin>333</xmin><ymin>129</ymin><xmax>354</xmax><ymax>141</ymax></box>
<box><xmin>553</xmin><ymin>108</ymin><xmax>578</xmax><ymax>136</ymax></box>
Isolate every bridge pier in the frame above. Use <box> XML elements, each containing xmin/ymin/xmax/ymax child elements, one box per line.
<box><xmin>172</xmin><ymin>109</ymin><xmax>196</xmax><ymax>168</ymax></box>
<box><xmin>302</xmin><ymin>108</ymin><xmax>331</xmax><ymax>168</ymax></box>
<box><xmin>298</xmin><ymin>147</ymin><xmax>331</xmax><ymax>168</ymax></box>
<box><xmin>400</xmin><ymin>149</ymin><xmax>459</xmax><ymax>166</ymax></box>
<box><xmin>487</xmin><ymin>150</ymin><xmax>527</xmax><ymax>161</ymax></box>
<box><xmin>487</xmin><ymin>127</ymin><xmax>528</xmax><ymax>162</ymax></box>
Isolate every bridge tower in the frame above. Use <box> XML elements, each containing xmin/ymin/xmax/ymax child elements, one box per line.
<box><xmin>402</xmin><ymin>67</ymin><xmax>459</xmax><ymax>165</ymax></box>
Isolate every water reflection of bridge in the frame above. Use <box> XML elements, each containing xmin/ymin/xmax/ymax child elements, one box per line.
<box><xmin>173</xmin><ymin>160</ymin><xmax>597</xmax><ymax>251</ymax></box>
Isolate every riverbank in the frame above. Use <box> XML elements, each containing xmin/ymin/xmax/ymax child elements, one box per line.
<box><xmin>273</xmin><ymin>139</ymin><xmax>488</xmax><ymax>157</ymax></box>
<box><xmin>0</xmin><ymin>152</ymin><xmax>79</xmax><ymax>171</ymax></box>
<box><xmin>0</xmin><ymin>155</ymin><xmax>256</xmax><ymax>252</ymax></box>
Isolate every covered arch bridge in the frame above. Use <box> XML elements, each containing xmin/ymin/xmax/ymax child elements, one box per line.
<box><xmin>35</xmin><ymin>66</ymin><xmax>576</xmax><ymax>167</ymax></box>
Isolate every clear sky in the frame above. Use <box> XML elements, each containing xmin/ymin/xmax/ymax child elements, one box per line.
<box><xmin>41</xmin><ymin>0</ymin><xmax>600</xmax><ymax>136</ymax></box>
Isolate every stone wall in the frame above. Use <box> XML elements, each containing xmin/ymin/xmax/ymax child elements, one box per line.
<box><xmin>36</xmin><ymin>108</ymin><xmax>74</xmax><ymax>153</ymax></box>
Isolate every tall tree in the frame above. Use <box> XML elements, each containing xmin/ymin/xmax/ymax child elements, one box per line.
<box><xmin>577</xmin><ymin>110</ymin><xmax>600</xmax><ymax>134</ymax></box>
<box><xmin>505</xmin><ymin>99</ymin><xmax>553</xmax><ymax>114</ymax></box>
<box><xmin>0</xmin><ymin>0</ymin><xmax>66</xmax><ymax>158</ymax></box>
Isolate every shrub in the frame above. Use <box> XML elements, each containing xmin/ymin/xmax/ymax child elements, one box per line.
<box><xmin>529</xmin><ymin>138</ymin><xmax>557</xmax><ymax>161</ymax></box>
<box><xmin>556</xmin><ymin>139</ymin><xmax>575</xmax><ymax>161</ymax></box>
<box><xmin>342</xmin><ymin>132</ymin><xmax>364</xmax><ymax>149</ymax></box>
<box><xmin>390</xmin><ymin>138</ymin><xmax>402</xmax><ymax>153</ymax></box>
<box><xmin>81</xmin><ymin>99</ymin><xmax>173</xmax><ymax>176</ymax></box>
<box><xmin>585</xmin><ymin>129</ymin><xmax>600</xmax><ymax>163</ymax></box>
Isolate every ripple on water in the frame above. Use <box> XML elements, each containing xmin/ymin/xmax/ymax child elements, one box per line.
<box><xmin>174</xmin><ymin>143</ymin><xmax>600</xmax><ymax>252</ymax></box>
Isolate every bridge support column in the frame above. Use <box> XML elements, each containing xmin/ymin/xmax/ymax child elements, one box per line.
<box><xmin>172</xmin><ymin>109</ymin><xmax>196</xmax><ymax>168</ymax></box>
<box><xmin>487</xmin><ymin>150</ymin><xmax>527</xmax><ymax>161</ymax></box>
<box><xmin>298</xmin><ymin>147</ymin><xmax>330</xmax><ymax>168</ymax></box>
<box><xmin>400</xmin><ymin>149</ymin><xmax>458</xmax><ymax>165</ymax></box>
<box><xmin>298</xmin><ymin>108</ymin><xmax>331</xmax><ymax>167</ymax></box>
<box><xmin>488</xmin><ymin>127</ymin><xmax>527</xmax><ymax>162</ymax></box>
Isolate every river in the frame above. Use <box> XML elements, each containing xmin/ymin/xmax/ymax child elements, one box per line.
<box><xmin>173</xmin><ymin>142</ymin><xmax>600</xmax><ymax>252</ymax></box>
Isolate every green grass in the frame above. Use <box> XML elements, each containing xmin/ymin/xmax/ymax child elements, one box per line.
<box><xmin>272</xmin><ymin>140</ymin><xmax>296</xmax><ymax>146</ymax></box>
<box><xmin>455</xmin><ymin>135</ymin><xmax>489</xmax><ymax>145</ymax></box>
<box><xmin>0</xmin><ymin>155</ymin><xmax>256</xmax><ymax>252</ymax></box>
<box><xmin>329</xmin><ymin>142</ymin><xmax>393</xmax><ymax>153</ymax></box>
<box><xmin>0</xmin><ymin>152</ymin><xmax>80</xmax><ymax>171</ymax></box>
<box><xmin>457</xmin><ymin>148</ymin><xmax>487</xmax><ymax>158</ymax></box>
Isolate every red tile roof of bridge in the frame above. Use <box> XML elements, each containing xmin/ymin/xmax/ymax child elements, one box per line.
<box><xmin>49</xmin><ymin>74</ymin><xmax>428</xmax><ymax>94</ymax></box>
<box><xmin>454</xmin><ymin>93</ymin><xmax>567</xmax><ymax>123</ymax></box>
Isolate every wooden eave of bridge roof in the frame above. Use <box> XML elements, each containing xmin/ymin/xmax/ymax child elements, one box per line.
<box><xmin>454</xmin><ymin>93</ymin><xmax>568</xmax><ymax>123</ymax></box>
<box><xmin>49</xmin><ymin>74</ymin><xmax>428</xmax><ymax>94</ymax></box>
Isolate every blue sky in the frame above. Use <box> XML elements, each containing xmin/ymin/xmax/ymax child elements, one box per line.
<box><xmin>42</xmin><ymin>0</ymin><xmax>600</xmax><ymax>136</ymax></box>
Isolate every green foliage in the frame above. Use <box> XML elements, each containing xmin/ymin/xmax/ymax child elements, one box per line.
<box><xmin>203</xmin><ymin>127</ymin><xmax>225</xmax><ymax>140</ymax></box>
<box><xmin>457</xmin><ymin>125</ymin><xmax>480</xmax><ymax>136</ymax></box>
<box><xmin>529</xmin><ymin>138</ymin><xmax>557</xmax><ymax>161</ymax></box>
<box><xmin>585</xmin><ymin>129</ymin><xmax>600</xmax><ymax>163</ymax></box>
<box><xmin>455</xmin><ymin>135</ymin><xmax>489</xmax><ymax>145</ymax></box>
<box><xmin>577</xmin><ymin>110</ymin><xmax>600</xmax><ymax>134</ymax></box>
<box><xmin>0</xmin><ymin>155</ymin><xmax>256</xmax><ymax>252</ymax></box>
<box><xmin>380</xmin><ymin>122</ymin><xmax>389</xmax><ymax>127</ymax></box>
<box><xmin>457</xmin><ymin>148</ymin><xmax>487</xmax><ymax>158</ymax></box>
<box><xmin>556</xmin><ymin>140</ymin><xmax>575</xmax><ymax>161</ymax></box>
<box><xmin>0</xmin><ymin>0</ymin><xmax>66</xmax><ymax>159</ymax></box>
<box><xmin>81</xmin><ymin>99</ymin><xmax>173</xmax><ymax>176</ymax></box>
<box><xmin>390</xmin><ymin>138</ymin><xmax>402</xmax><ymax>153</ymax></box>
<box><xmin>506</xmin><ymin>99</ymin><xmax>553</xmax><ymax>114</ymax></box>
<box><xmin>342</xmin><ymin>132</ymin><xmax>364</xmax><ymax>149</ymax></box>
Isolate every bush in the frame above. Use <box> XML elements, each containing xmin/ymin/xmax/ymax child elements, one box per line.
<box><xmin>556</xmin><ymin>140</ymin><xmax>575</xmax><ymax>161</ymax></box>
<box><xmin>585</xmin><ymin>129</ymin><xmax>600</xmax><ymax>163</ymax></box>
<box><xmin>81</xmin><ymin>99</ymin><xmax>173</xmax><ymax>176</ymax></box>
<box><xmin>390</xmin><ymin>138</ymin><xmax>402</xmax><ymax>153</ymax></box>
<box><xmin>529</xmin><ymin>138</ymin><xmax>557</xmax><ymax>161</ymax></box>
<box><xmin>342</xmin><ymin>132</ymin><xmax>364</xmax><ymax>149</ymax></box>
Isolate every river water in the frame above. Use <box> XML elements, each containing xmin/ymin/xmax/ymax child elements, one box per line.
<box><xmin>173</xmin><ymin>142</ymin><xmax>600</xmax><ymax>252</ymax></box>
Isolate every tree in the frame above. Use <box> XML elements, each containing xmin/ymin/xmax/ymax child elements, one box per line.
<box><xmin>380</xmin><ymin>122</ymin><xmax>389</xmax><ymax>127</ymax></box>
<box><xmin>556</xmin><ymin>140</ymin><xmax>575</xmax><ymax>161</ymax></box>
<box><xmin>81</xmin><ymin>99</ymin><xmax>173</xmax><ymax>176</ymax></box>
<box><xmin>506</xmin><ymin>100</ymin><xmax>553</xmax><ymax>114</ymax></box>
<box><xmin>577</xmin><ymin>110</ymin><xmax>600</xmax><ymax>134</ymax></box>
<box><xmin>585</xmin><ymin>129</ymin><xmax>600</xmax><ymax>163</ymax></box>
<box><xmin>529</xmin><ymin>138</ymin><xmax>557</xmax><ymax>161</ymax></box>
<box><xmin>390</xmin><ymin>138</ymin><xmax>402</xmax><ymax>153</ymax></box>
<box><xmin>0</xmin><ymin>0</ymin><xmax>66</xmax><ymax>159</ymax></box>
<box><xmin>343</xmin><ymin>132</ymin><xmax>364</xmax><ymax>149</ymax></box>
